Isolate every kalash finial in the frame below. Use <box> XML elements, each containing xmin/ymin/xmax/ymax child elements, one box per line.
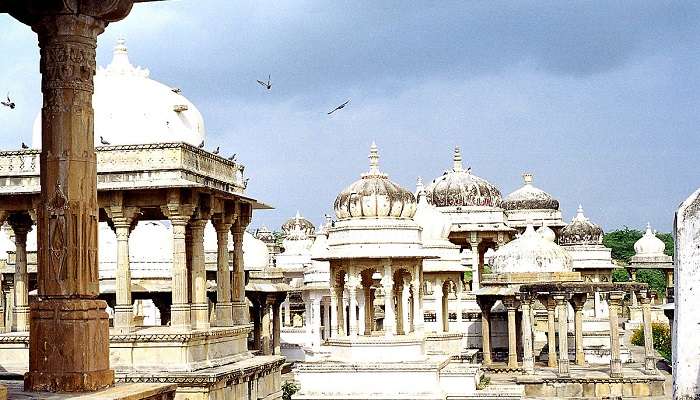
<box><xmin>453</xmin><ymin>146</ymin><xmax>463</xmax><ymax>172</ymax></box>
<box><xmin>523</xmin><ymin>173</ymin><xmax>533</xmax><ymax>185</ymax></box>
<box><xmin>368</xmin><ymin>141</ymin><xmax>380</xmax><ymax>174</ymax></box>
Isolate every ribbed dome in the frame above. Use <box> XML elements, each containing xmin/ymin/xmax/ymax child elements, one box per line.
<box><xmin>559</xmin><ymin>205</ymin><xmax>604</xmax><ymax>245</ymax></box>
<box><xmin>32</xmin><ymin>39</ymin><xmax>205</xmax><ymax>148</ymax></box>
<box><xmin>634</xmin><ymin>223</ymin><xmax>666</xmax><ymax>256</ymax></box>
<box><xmin>425</xmin><ymin>147</ymin><xmax>502</xmax><ymax>208</ymax></box>
<box><xmin>491</xmin><ymin>222</ymin><xmax>573</xmax><ymax>273</ymax></box>
<box><xmin>502</xmin><ymin>173</ymin><xmax>559</xmax><ymax>211</ymax></box>
<box><xmin>334</xmin><ymin>143</ymin><xmax>416</xmax><ymax>220</ymax></box>
<box><xmin>281</xmin><ymin>211</ymin><xmax>315</xmax><ymax>237</ymax></box>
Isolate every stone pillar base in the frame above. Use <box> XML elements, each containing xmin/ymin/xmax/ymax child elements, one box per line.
<box><xmin>215</xmin><ymin>302</ymin><xmax>233</xmax><ymax>327</ymax></box>
<box><xmin>13</xmin><ymin>305</ymin><xmax>30</xmax><ymax>332</ymax></box>
<box><xmin>113</xmin><ymin>305</ymin><xmax>134</xmax><ymax>333</ymax></box>
<box><xmin>191</xmin><ymin>303</ymin><xmax>210</xmax><ymax>330</ymax></box>
<box><xmin>232</xmin><ymin>301</ymin><xmax>250</xmax><ymax>325</ymax></box>
<box><xmin>26</xmin><ymin>299</ymin><xmax>114</xmax><ymax>392</ymax></box>
<box><xmin>170</xmin><ymin>303</ymin><xmax>191</xmax><ymax>330</ymax></box>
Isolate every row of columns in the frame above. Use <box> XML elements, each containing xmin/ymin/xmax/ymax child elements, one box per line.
<box><xmin>431</xmin><ymin>277</ymin><xmax>464</xmax><ymax>333</ymax></box>
<box><xmin>479</xmin><ymin>289</ymin><xmax>657</xmax><ymax>378</ymax></box>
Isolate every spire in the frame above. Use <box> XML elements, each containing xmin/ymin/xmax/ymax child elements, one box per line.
<box><xmin>645</xmin><ymin>222</ymin><xmax>653</xmax><ymax>235</ymax></box>
<box><xmin>523</xmin><ymin>173</ymin><xmax>533</xmax><ymax>185</ymax></box>
<box><xmin>416</xmin><ymin>176</ymin><xmax>424</xmax><ymax>194</ymax></box>
<box><xmin>103</xmin><ymin>38</ymin><xmax>149</xmax><ymax>77</ymax></box>
<box><xmin>572</xmin><ymin>204</ymin><xmax>587</xmax><ymax>222</ymax></box>
<box><xmin>368</xmin><ymin>142</ymin><xmax>381</xmax><ymax>175</ymax></box>
<box><xmin>453</xmin><ymin>146</ymin><xmax>463</xmax><ymax>172</ymax></box>
<box><xmin>524</xmin><ymin>218</ymin><xmax>536</xmax><ymax>236</ymax></box>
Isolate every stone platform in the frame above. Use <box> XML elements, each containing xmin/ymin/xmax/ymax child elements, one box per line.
<box><xmin>2</xmin><ymin>382</ymin><xmax>176</xmax><ymax>400</ymax></box>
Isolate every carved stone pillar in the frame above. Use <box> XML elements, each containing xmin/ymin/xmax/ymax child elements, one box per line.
<box><xmin>231</xmin><ymin>207</ymin><xmax>250</xmax><ymax>325</ymax></box>
<box><xmin>347</xmin><ymin>276</ymin><xmax>359</xmax><ymax>337</ymax></box>
<box><xmin>212</xmin><ymin>216</ymin><xmax>232</xmax><ymax>326</ymax></box>
<box><xmin>272</xmin><ymin>300</ymin><xmax>281</xmax><ymax>355</ymax></box>
<box><xmin>412</xmin><ymin>270</ymin><xmax>424</xmax><ymax>334</ymax></box>
<box><xmin>382</xmin><ymin>266</ymin><xmax>396</xmax><ymax>336</ymax></box>
<box><xmin>7</xmin><ymin>2</ymin><xmax>139</xmax><ymax>391</ymax></box>
<box><xmin>330</xmin><ymin>284</ymin><xmax>339</xmax><ymax>338</ymax></box>
<box><xmin>189</xmin><ymin>218</ymin><xmax>209</xmax><ymax>330</ymax></box>
<box><xmin>161</xmin><ymin>201</ymin><xmax>193</xmax><ymax>330</ymax></box>
<box><xmin>105</xmin><ymin>203</ymin><xmax>139</xmax><ymax>333</ymax></box>
<box><xmin>477</xmin><ymin>297</ymin><xmax>495</xmax><ymax>365</ymax></box>
<box><xmin>261</xmin><ymin>301</ymin><xmax>271</xmax><ymax>355</ymax></box>
<box><xmin>357</xmin><ymin>289</ymin><xmax>366</xmax><ymax>336</ymax></box>
<box><xmin>395</xmin><ymin>280</ymin><xmax>404</xmax><ymax>335</ymax></box>
<box><xmin>504</xmin><ymin>296</ymin><xmax>519</xmax><ymax>369</ymax></box>
<box><xmin>569</xmin><ymin>293</ymin><xmax>587</xmax><ymax>366</ymax></box>
<box><xmin>323</xmin><ymin>302</ymin><xmax>331</xmax><ymax>339</ymax></box>
<box><xmin>441</xmin><ymin>281</ymin><xmax>450</xmax><ymax>333</ymax></box>
<box><xmin>402</xmin><ymin>281</ymin><xmax>410</xmax><ymax>333</ymax></box>
<box><xmin>519</xmin><ymin>293</ymin><xmax>535</xmax><ymax>374</ymax></box>
<box><xmin>553</xmin><ymin>293</ymin><xmax>570</xmax><ymax>377</ymax></box>
<box><xmin>607</xmin><ymin>291</ymin><xmax>625</xmax><ymax>378</ymax></box>
<box><xmin>362</xmin><ymin>275</ymin><xmax>373</xmax><ymax>335</ymax></box>
<box><xmin>311</xmin><ymin>296</ymin><xmax>321</xmax><ymax>347</ymax></box>
<box><xmin>283</xmin><ymin>299</ymin><xmax>291</xmax><ymax>327</ymax></box>
<box><xmin>470</xmin><ymin>241</ymin><xmax>480</xmax><ymax>291</ymax></box>
<box><xmin>434</xmin><ymin>277</ymin><xmax>443</xmax><ymax>332</ymax></box>
<box><xmin>455</xmin><ymin>279</ymin><xmax>463</xmax><ymax>325</ymax></box>
<box><xmin>639</xmin><ymin>291</ymin><xmax>657</xmax><ymax>374</ymax></box>
<box><xmin>8</xmin><ymin>213</ymin><xmax>32</xmax><ymax>333</ymax></box>
<box><xmin>544</xmin><ymin>295</ymin><xmax>558</xmax><ymax>368</ymax></box>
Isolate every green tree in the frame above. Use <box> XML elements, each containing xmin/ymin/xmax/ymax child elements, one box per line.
<box><xmin>603</xmin><ymin>227</ymin><xmax>643</xmax><ymax>263</ymax></box>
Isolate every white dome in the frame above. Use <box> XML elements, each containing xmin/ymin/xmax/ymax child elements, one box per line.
<box><xmin>244</xmin><ymin>231</ymin><xmax>270</xmax><ymax>271</ymax></box>
<box><xmin>634</xmin><ymin>223</ymin><xmax>666</xmax><ymax>256</ymax></box>
<box><xmin>537</xmin><ymin>224</ymin><xmax>556</xmax><ymax>242</ymax></box>
<box><xmin>129</xmin><ymin>221</ymin><xmax>172</xmax><ymax>261</ymax></box>
<box><xmin>502</xmin><ymin>173</ymin><xmax>559</xmax><ymax>211</ymax></box>
<box><xmin>0</xmin><ymin>225</ymin><xmax>15</xmax><ymax>261</ymax></box>
<box><xmin>32</xmin><ymin>39</ymin><xmax>205</xmax><ymax>148</ymax></box>
<box><xmin>414</xmin><ymin>178</ymin><xmax>452</xmax><ymax>243</ymax></box>
<box><xmin>491</xmin><ymin>222</ymin><xmax>572</xmax><ymax>274</ymax></box>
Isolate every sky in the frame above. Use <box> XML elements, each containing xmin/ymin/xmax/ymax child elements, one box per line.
<box><xmin>1</xmin><ymin>1</ymin><xmax>698</xmax><ymax>233</ymax></box>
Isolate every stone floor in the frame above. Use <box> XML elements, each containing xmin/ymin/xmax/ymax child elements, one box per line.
<box><xmin>0</xmin><ymin>381</ymin><xmax>176</xmax><ymax>400</ymax></box>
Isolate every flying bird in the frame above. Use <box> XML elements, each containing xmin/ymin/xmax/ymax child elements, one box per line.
<box><xmin>1</xmin><ymin>94</ymin><xmax>15</xmax><ymax>109</ymax></box>
<box><xmin>171</xmin><ymin>87</ymin><xmax>182</xmax><ymax>94</ymax></box>
<box><xmin>228</xmin><ymin>153</ymin><xmax>237</xmax><ymax>161</ymax></box>
<box><xmin>198</xmin><ymin>140</ymin><xmax>205</xmax><ymax>148</ymax></box>
<box><xmin>99</xmin><ymin>136</ymin><xmax>110</xmax><ymax>145</ymax></box>
<box><xmin>21</xmin><ymin>142</ymin><xmax>28</xmax><ymax>149</ymax></box>
<box><xmin>256</xmin><ymin>74</ymin><xmax>272</xmax><ymax>90</ymax></box>
<box><xmin>327</xmin><ymin>99</ymin><xmax>350</xmax><ymax>115</ymax></box>
<box><xmin>213</xmin><ymin>146</ymin><xmax>220</xmax><ymax>155</ymax></box>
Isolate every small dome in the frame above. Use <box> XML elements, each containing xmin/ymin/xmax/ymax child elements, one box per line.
<box><xmin>244</xmin><ymin>231</ymin><xmax>270</xmax><ymax>270</ymax></box>
<box><xmin>281</xmin><ymin>211</ymin><xmax>315</xmax><ymax>237</ymax></box>
<box><xmin>334</xmin><ymin>143</ymin><xmax>416</xmax><ymax>220</ymax></box>
<box><xmin>634</xmin><ymin>223</ymin><xmax>666</xmax><ymax>256</ymax></box>
<box><xmin>491</xmin><ymin>222</ymin><xmax>572</xmax><ymax>273</ymax></box>
<box><xmin>537</xmin><ymin>224</ymin><xmax>556</xmax><ymax>242</ymax></box>
<box><xmin>414</xmin><ymin>177</ymin><xmax>452</xmax><ymax>243</ymax></box>
<box><xmin>32</xmin><ymin>39</ymin><xmax>205</xmax><ymax>148</ymax></box>
<box><xmin>425</xmin><ymin>147</ymin><xmax>502</xmax><ymax>208</ymax></box>
<box><xmin>559</xmin><ymin>205</ymin><xmax>604</xmax><ymax>245</ymax></box>
<box><xmin>502</xmin><ymin>173</ymin><xmax>559</xmax><ymax>211</ymax></box>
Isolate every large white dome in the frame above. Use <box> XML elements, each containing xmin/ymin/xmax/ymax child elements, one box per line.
<box><xmin>32</xmin><ymin>39</ymin><xmax>205</xmax><ymax>148</ymax></box>
<box><xmin>634</xmin><ymin>223</ymin><xmax>666</xmax><ymax>256</ymax></box>
<box><xmin>491</xmin><ymin>222</ymin><xmax>572</xmax><ymax>274</ymax></box>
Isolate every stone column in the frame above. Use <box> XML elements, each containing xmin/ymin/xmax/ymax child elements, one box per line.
<box><xmin>323</xmin><ymin>302</ymin><xmax>331</xmax><ymax>339</ymax></box>
<box><xmin>570</xmin><ymin>293</ymin><xmax>587</xmax><ymax>366</ymax></box>
<box><xmin>402</xmin><ymin>282</ymin><xmax>410</xmax><ymax>333</ymax></box>
<box><xmin>412</xmin><ymin>271</ymin><xmax>424</xmax><ymax>334</ymax></box>
<box><xmin>434</xmin><ymin>278</ymin><xmax>443</xmax><ymax>332</ymax></box>
<box><xmin>395</xmin><ymin>281</ymin><xmax>404</xmax><ymax>335</ymax></box>
<box><xmin>7</xmin><ymin>1</ymin><xmax>140</xmax><ymax>391</ymax></box>
<box><xmin>639</xmin><ymin>291</ymin><xmax>657</xmax><ymax>374</ymax></box>
<box><xmin>8</xmin><ymin>213</ymin><xmax>32</xmax><ymax>333</ymax></box>
<box><xmin>231</xmin><ymin>207</ymin><xmax>251</xmax><ymax>325</ymax></box>
<box><xmin>442</xmin><ymin>282</ymin><xmax>450</xmax><ymax>333</ymax></box>
<box><xmin>504</xmin><ymin>297</ymin><xmax>519</xmax><ymax>369</ymax></box>
<box><xmin>330</xmin><ymin>284</ymin><xmax>339</xmax><ymax>338</ymax></box>
<box><xmin>162</xmin><ymin>200</ymin><xmax>194</xmax><ymax>330</ymax></box>
<box><xmin>363</xmin><ymin>281</ymin><xmax>372</xmax><ymax>335</ymax></box>
<box><xmin>607</xmin><ymin>291</ymin><xmax>624</xmax><ymax>378</ymax></box>
<box><xmin>212</xmin><ymin>216</ymin><xmax>233</xmax><ymax>326</ymax></box>
<box><xmin>272</xmin><ymin>301</ymin><xmax>281</xmax><ymax>355</ymax></box>
<box><xmin>303</xmin><ymin>293</ymin><xmax>312</xmax><ymax>345</ymax></box>
<box><xmin>105</xmin><ymin>203</ymin><xmax>139</xmax><ymax>333</ymax></box>
<box><xmin>455</xmin><ymin>279</ymin><xmax>463</xmax><ymax>326</ymax></box>
<box><xmin>477</xmin><ymin>297</ymin><xmax>494</xmax><ymax>365</ymax></box>
<box><xmin>545</xmin><ymin>296</ymin><xmax>558</xmax><ymax>368</ymax></box>
<box><xmin>261</xmin><ymin>301</ymin><xmax>271</xmax><ymax>355</ymax></box>
<box><xmin>470</xmin><ymin>240</ymin><xmax>480</xmax><ymax>291</ymax></box>
<box><xmin>357</xmin><ymin>289</ymin><xmax>366</xmax><ymax>336</ymax></box>
<box><xmin>382</xmin><ymin>266</ymin><xmax>396</xmax><ymax>336</ymax></box>
<box><xmin>190</xmin><ymin>218</ymin><xmax>209</xmax><ymax>330</ymax></box>
<box><xmin>519</xmin><ymin>293</ymin><xmax>535</xmax><ymax>374</ymax></box>
<box><xmin>554</xmin><ymin>293</ymin><xmax>570</xmax><ymax>377</ymax></box>
<box><xmin>347</xmin><ymin>277</ymin><xmax>359</xmax><ymax>337</ymax></box>
<box><xmin>283</xmin><ymin>299</ymin><xmax>292</xmax><ymax>327</ymax></box>
<box><xmin>312</xmin><ymin>296</ymin><xmax>321</xmax><ymax>348</ymax></box>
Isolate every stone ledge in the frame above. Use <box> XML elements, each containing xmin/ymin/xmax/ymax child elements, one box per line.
<box><xmin>3</xmin><ymin>382</ymin><xmax>177</xmax><ymax>400</ymax></box>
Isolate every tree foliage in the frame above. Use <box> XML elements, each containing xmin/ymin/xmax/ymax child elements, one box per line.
<box><xmin>631</xmin><ymin>322</ymin><xmax>672</xmax><ymax>361</ymax></box>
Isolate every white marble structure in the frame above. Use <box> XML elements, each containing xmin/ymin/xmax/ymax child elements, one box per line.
<box><xmin>502</xmin><ymin>173</ymin><xmax>565</xmax><ymax>231</ymax></box>
<box><xmin>673</xmin><ymin>188</ymin><xmax>700</xmax><ymax>400</ymax></box>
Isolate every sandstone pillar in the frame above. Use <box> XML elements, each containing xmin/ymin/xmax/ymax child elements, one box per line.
<box><xmin>402</xmin><ymin>282</ymin><xmax>410</xmax><ymax>333</ymax></box>
<box><xmin>311</xmin><ymin>296</ymin><xmax>321</xmax><ymax>347</ymax></box>
<box><xmin>330</xmin><ymin>284</ymin><xmax>339</xmax><ymax>337</ymax></box>
<box><xmin>412</xmin><ymin>271</ymin><xmax>424</xmax><ymax>334</ymax></box>
<box><xmin>231</xmin><ymin>207</ymin><xmax>251</xmax><ymax>325</ymax></box>
<box><xmin>569</xmin><ymin>293</ymin><xmax>587</xmax><ymax>367</ymax></box>
<box><xmin>323</xmin><ymin>302</ymin><xmax>331</xmax><ymax>339</ymax></box>
<box><xmin>212</xmin><ymin>216</ymin><xmax>233</xmax><ymax>326</ymax></box>
<box><xmin>9</xmin><ymin>2</ymin><xmax>140</xmax><ymax>391</ymax></box>
<box><xmin>442</xmin><ymin>282</ymin><xmax>449</xmax><ymax>332</ymax></box>
<box><xmin>639</xmin><ymin>291</ymin><xmax>657</xmax><ymax>374</ymax></box>
<box><xmin>272</xmin><ymin>301</ymin><xmax>281</xmax><ymax>355</ymax></box>
<box><xmin>395</xmin><ymin>281</ymin><xmax>404</xmax><ymax>335</ymax></box>
<box><xmin>519</xmin><ymin>293</ymin><xmax>535</xmax><ymax>374</ymax></box>
<box><xmin>347</xmin><ymin>278</ymin><xmax>358</xmax><ymax>337</ymax></box>
<box><xmin>261</xmin><ymin>302</ymin><xmax>271</xmax><ymax>355</ymax></box>
<box><xmin>504</xmin><ymin>297</ymin><xmax>519</xmax><ymax>369</ymax></box>
<box><xmin>189</xmin><ymin>219</ymin><xmax>208</xmax><ymax>329</ymax></box>
<box><xmin>161</xmin><ymin>200</ymin><xmax>193</xmax><ymax>330</ymax></box>
<box><xmin>607</xmin><ymin>290</ymin><xmax>624</xmax><ymax>378</ymax></box>
<box><xmin>477</xmin><ymin>297</ymin><xmax>494</xmax><ymax>365</ymax></box>
<box><xmin>8</xmin><ymin>214</ymin><xmax>32</xmax><ymax>333</ymax></box>
<box><xmin>434</xmin><ymin>277</ymin><xmax>443</xmax><ymax>332</ymax></box>
<box><xmin>545</xmin><ymin>296</ymin><xmax>558</xmax><ymax>368</ymax></box>
<box><xmin>283</xmin><ymin>299</ymin><xmax>291</xmax><ymax>327</ymax></box>
<box><xmin>105</xmin><ymin>203</ymin><xmax>139</xmax><ymax>333</ymax></box>
<box><xmin>455</xmin><ymin>279</ymin><xmax>463</xmax><ymax>326</ymax></box>
<box><xmin>382</xmin><ymin>266</ymin><xmax>396</xmax><ymax>336</ymax></box>
<box><xmin>554</xmin><ymin>293</ymin><xmax>570</xmax><ymax>377</ymax></box>
<box><xmin>357</xmin><ymin>289</ymin><xmax>366</xmax><ymax>336</ymax></box>
<box><xmin>470</xmin><ymin>241</ymin><xmax>480</xmax><ymax>291</ymax></box>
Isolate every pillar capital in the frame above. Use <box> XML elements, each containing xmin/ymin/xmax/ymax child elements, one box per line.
<box><xmin>7</xmin><ymin>213</ymin><xmax>33</xmax><ymax>238</ymax></box>
<box><xmin>568</xmin><ymin>292</ymin><xmax>587</xmax><ymax>311</ymax></box>
<box><xmin>607</xmin><ymin>290</ymin><xmax>625</xmax><ymax>305</ymax></box>
<box><xmin>502</xmin><ymin>296</ymin><xmax>520</xmax><ymax>311</ymax></box>
<box><xmin>516</xmin><ymin>291</ymin><xmax>535</xmax><ymax>305</ymax></box>
<box><xmin>161</xmin><ymin>203</ymin><xmax>194</xmax><ymax>226</ymax></box>
<box><xmin>637</xmin><ymin>289</ymin><xmax>653</xmax><ymax>305</ymax></box>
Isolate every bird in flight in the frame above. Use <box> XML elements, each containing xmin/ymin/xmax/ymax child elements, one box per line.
<box><xmin>198</xmin><ymin>140</ymin><xmax>205</xmax><ymax>148</ymax></box>
<box><xmin>228</xmin><ymin>154</ymin><xmax>237</xmax><ymax>161</ymax></box>
<box><xmin>1</xmin><ymin>94</ymin><xmax>15</xmax><ymax>109</ymax></box>
<box><xmin>99</xmin><ymin>136</ymin><xmax>110</xmax><ymax>145</ymax></box>
<box><xmin>171</xmin><ymin>87</ymin><xmax>182</xmax><ymax>94</ymax></box>
<box><xmin>328</xmin><ymin>99</ymin><xmax>350</xmax><ymax>115</ymax></box>
<box><xmin>257</xmin><ymin>74</ymin><xmax>272</xmax><ymax>90</ymax></box>
<box><xmin>21</xmin><ymin>142</ymin><xmax>28</xmax><ymax>149</ymax></box>
<box><xmin>213</xmin><ymin>146</ymin><xmax>220</xmax><ymax>155</ymax></box>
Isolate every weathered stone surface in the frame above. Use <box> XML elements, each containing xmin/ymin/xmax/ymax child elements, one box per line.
<box><xmin>674</xmin><ymin>188</ymin><xmax>700</xmax><ymax>399</ymax></box>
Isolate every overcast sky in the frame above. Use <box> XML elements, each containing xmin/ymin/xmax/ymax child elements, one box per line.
<box><xmin>1</xmin><ymin>1</ymin><xmax>698</xmax><ymax>232</ymax></box>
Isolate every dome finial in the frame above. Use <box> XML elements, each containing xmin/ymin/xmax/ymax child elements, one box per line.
<box><xmin>523</xmin><ymin>173</ymin><xmax>533</xmax><ymax>185</ymax></box>
<box><xmin>416</xmin><ymin>176</ymin><xmax>424</xmax><ymax>194</ymax></box>
<box><xmin>368</xmin><ymin>142</ymin><xmax>380</xmax><ymax>174</ymax></box>
<box><xmin>453</xmin><ymin>146</ymin><xmax>463</xmax><ymax>172</ymax></box>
